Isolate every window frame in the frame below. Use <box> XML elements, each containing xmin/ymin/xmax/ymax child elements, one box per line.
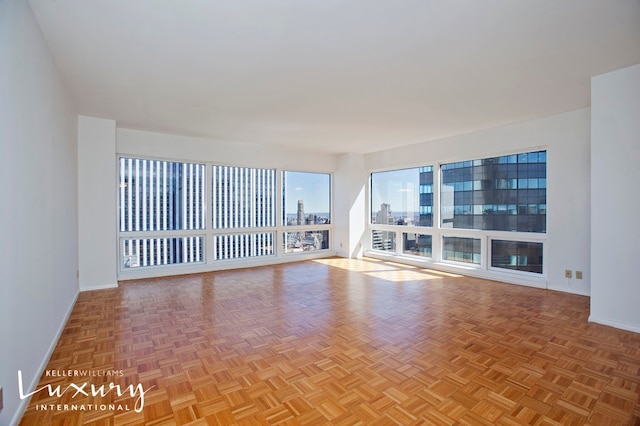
<box><xmin>441</xmin><ymin>235</ymin><xmax>482</xmax><ymax>266</ymax></box>
<box><xmin>370</xmin><ymin>166</ymin><xmax>433</xmax><ymax>227</ymax></box>
<box><xmin>401</xmin><ymin>232</ymin><xmax>433</xmax><ymax>259</ymax></box>
<box><xmin>440</xmin><ymin>150</ymin><xmax>547</xmax><ymax>233</ymax></box>
<box><xmin>117</xmin><ymin>156</ymin><xmax>208</xmax><ymax>272</ymax></box>
<box><xmin>210</xmin><ymin>165</ymin><xmax>278</xmax><ymax>262</ymax></box>
<box><xmin>487</xmin><ymin>235</ymin><xmax>546</xmax><ymax>276</ymax></box>
<box><xmin>281</xmin><ymin>170</ymin><xmax>333</xmax><ymax>255</ymax></box>
<box><xmin>367</xmin><ymin>148</ymin><xmax>548</xmax><ymax>282</ymax></box>
<box><xmin>282</xmin><ymin>170</ymin><xmax>332</xmax><ymax>227</ymax></box>
<box><xmin>116</xmin><ymin>155</ymin><xmax>334</xmax><ymax>277</ymax></box>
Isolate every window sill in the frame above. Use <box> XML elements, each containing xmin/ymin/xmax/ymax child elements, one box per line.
<box><xmin>364</xmin><ymin>251</ymin><xmax>548</xmax><ymax>290</ymax></box>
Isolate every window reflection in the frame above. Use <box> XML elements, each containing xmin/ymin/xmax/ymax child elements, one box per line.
<box><xmin>371</xmin><ymin>167</ymin><xmax>433</xmax><ymax>226</ymax></box>
<box><xmin>441</xmin><ymin>151</ymin><xmax>546</xmax><ymax>233</ymax></box>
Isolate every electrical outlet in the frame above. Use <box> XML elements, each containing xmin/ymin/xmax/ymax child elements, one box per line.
<box><xmin>576</xmin><ymin>271</ymin><xmax>583</xmax><ymax>280</ymax></box>
<box><xmin>565</xmin><ymin>270</ymin><xmax>572</xmax><ymax>278</ymax></box>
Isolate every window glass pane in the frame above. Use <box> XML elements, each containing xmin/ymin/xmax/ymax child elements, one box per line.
<box><xmin>283</xmin><ymin>171</ymin><xmax>331</xmax><ymax>226</ymax></box>
<box><xmin>441</xmin><ymin>150</ymin><xmax>546</xmax><ymax>232</ymax></box>
<box><xmin>442</xmin><ymin>237</ymin><xmax>481</xmax><ymax>264</ymax></box>
<box><xmin>212</xmin><ymin>165</ymin><xmax>275</xmax><ymax>229</ymax></box>
<box><xmin>371</xmin><ymin>167</ymin><xmax>433</xmax><ymax>226</ymax></box>
<box><xmin>121</xmin><ymin>236</ymin><xmax>204</xmax><ymax>269</ymax></box>
<box><xmin>403</xmin><ymin>233</ymin><xmax>432</xmax><ymax>258</ymax></box>
<box><xmin>215</xmin><ymin>233</ymin><xmax>274</xmax><ymax>260</ymax></box>
<box><xmin>371</xmin><ymin>230</ymin><xmax>396</xmax><ymax>252</ymax></box>
<box><xmin>283</xmin><ymin>230</ymin><xmax>330</xmax><ymax>253</ymax></box>
<box><xmin>119</xmin><ymin>158</ymin><xmax>206</xmax><ymax>232</ymax></box>
<box><xmin>491</xmin><ymin>240</ymin><xmax>543</xmax><ymax>274</ymax></box>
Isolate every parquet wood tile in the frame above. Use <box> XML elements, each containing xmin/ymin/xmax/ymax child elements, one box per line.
<box><xmin>19</xmin><ymin>257</ymin><xmax>640</xmax><ymax>425</ymax></box>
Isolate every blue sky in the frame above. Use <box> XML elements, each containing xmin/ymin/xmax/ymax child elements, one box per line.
<box><xmin>370</xmin><ymin>168</ymin><xmax>420</xmax><ymax>213</ymax></box>
<box><xmin>282</xmin><ymin>168</ymin><xmax>422</xmax><ymax>216</ymax></box>
<box><xmin>283</xmin><ymin>171</ymin><xmax>331</xmax><ymax>214</ymax></box>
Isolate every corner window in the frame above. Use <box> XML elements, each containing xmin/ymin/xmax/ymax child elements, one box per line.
<box><xmin>371</xmin><ymin>167</ymin><xmax>433</xmax><ymax>226</ymax></box>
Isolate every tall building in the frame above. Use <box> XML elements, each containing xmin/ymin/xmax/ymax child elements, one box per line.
<box><xmin>375</xmin><ymin>203</ymin><xmax>394</xmax><ymax>225</ymax></box>
<box><xmin>439</xmin><ymin>151</ymin><xmax>547</xmax><ymax>232</ymax></box>
<box><xmin>306</xmin><ymin>214</ymin><xmax>316</xmax><ymax>225</ymax></box>
<box><xmin>418</xmin><ymin>166</ymin><xmax>434</xmax><ymax>226</ymax></box>
<box><xmin>297</xmin><ymin>200</ymin><xmax>305</xmax><ymax>225</ymax></box>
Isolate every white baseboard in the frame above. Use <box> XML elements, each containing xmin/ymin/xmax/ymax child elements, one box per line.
<box><xmin>588</xmin><ymin>315</ymin><xmax>640</xmax><ymax>334</ymax></box>
<box><xmin>10</xmin><ymin>290</ymin><xmax>80</xmax><ymax>426</ymax></box>
<box><xmin>547</xmin><ymin>285</ymin><xmax>590</xmax><ymax>297</ymax></box>
<box><xmin>364</xmin><ymin>251</ymin><xmax>549</xmax><ymax>290</ymax></box>
<box><xmin>79</xmin><ymin>282</ymin><xmax>118</xmax><ymax>292</ymax></box>
<box><xmin>117</xmin><ymin>251</ymin><xmax>337</xmax><ymax>281</ymax></box>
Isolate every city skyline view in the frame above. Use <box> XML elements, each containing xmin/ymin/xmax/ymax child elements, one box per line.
<box><xmin>283</xmin><ymin>171</ymin><xmax>331</xmax><ymax>222</ymax></box>
<box><xmin>372</xmin><ymin>203</ymin><xmax>421</xmax><ymax>225</ymax></box>
<box><xmin>118</xmin><ymin>160</ymin><xmax>333</xmax><ymax>268</ymax></box>
<box><xmin>370</xmin><ymin>167</ymin><xmax>421</xmax><ymax>224</ymax></box>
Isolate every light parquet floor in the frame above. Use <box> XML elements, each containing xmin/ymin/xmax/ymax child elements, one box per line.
<box><xmin>20</xmin><ymin>258</ymin><xmax>640</xmax><ymax>425</ymax></box>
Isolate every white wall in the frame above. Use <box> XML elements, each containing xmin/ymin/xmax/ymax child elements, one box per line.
<box><xmin>117</xmin><ymin>128</ymin><xmax>337</xmax><ymax>172</ymax></box>
<box><xmin>72</xmin><ymin>127</ymin><xmax>341</xmax><ymax>282</ymax></box>
<box><xmin>364</xmin><ymin>109</ymin><xmax>592</xmax><ymax>295</ymax></box>
<box><xmin>78</xmin><ymin>116</ymin><xmax>118</xmax><ymax>290</ymax></box>
<box><xmin>334</xmin><ymin>153</ymin><xmax>367</xmax><ymax>258</ymax></box>
<box><xmin>590</xmin><ymin>64</ymin><xmax>640</xmax><ymax>333</ymax></box>
<box><xmin>0</xmin><ymin>1</ymin><xmax>79</xmax><ymax>424</ymax></box>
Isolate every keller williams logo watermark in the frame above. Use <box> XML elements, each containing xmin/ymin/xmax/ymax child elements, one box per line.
<box><xmin>18</xmin><ymin>370</ymin><xmax>153</xmax><ymax>413</ymax></box>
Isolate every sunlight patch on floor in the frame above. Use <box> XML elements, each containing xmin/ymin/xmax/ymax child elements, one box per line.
<box><xmin>313</xmin><ymin>257</ymin><xmax>399</xmax><ymax>272</ymax></box>
<box><xmin>365</xmin><ymin>269</ymin><xmax>444</xmax><ymax>282</ymax></box>
<box><xmin>313</xmin><ymin>257</ymin><xmax>463</xmax><ymax>281</ymax></box>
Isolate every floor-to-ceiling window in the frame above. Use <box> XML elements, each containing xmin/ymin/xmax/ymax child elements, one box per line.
<box><xmin>119</xmin><ymin>158</ymin><xmax>206</xmax><ymax>269</ymax></box>
<box><xmin>117</xmin><ymin>158</ymin><xmax>332</xmax><ymax>275</ymax></box>
<box><xmin>282</xmin><ymin>171</ymin><xmax>331</xmax><ymax>254</ymax></box>
<box><xmin>440</xmin><ymin>150</ymin><xmax>546</xmax><ymax>274</ymax></box>
<box><xmin>212</xmin><ymin>165</ymin><xmax>276</xmax><ymax>260</ymax></box>
<box><xmin>370</xmin><ymin>166</ymin><xmax>434</xmax><ymax>257</ymax></box>
<box><xmin>369</xmin><ymin>150</ymin><xmax>546</xmax><ymax>278</ymax></box>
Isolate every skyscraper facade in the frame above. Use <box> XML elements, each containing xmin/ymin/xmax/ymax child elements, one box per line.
<box><xmin>297</xmin><ymin>200</ymin><xmax>305</xmax><ymax>225</ymax></box>
<box><xmin>439</xmin><ymin>151</ymin><xmax>546</xmax><ymax>232</ymax></box>
<box><xmin>375</xmin><ymin>203</ymin><xmax>394</xmax><ymax>225</ymax></box>
<box><xmin>418</xmin><ymin>166</ymin><xmax>434</xmax><ymax>226</ymax></box>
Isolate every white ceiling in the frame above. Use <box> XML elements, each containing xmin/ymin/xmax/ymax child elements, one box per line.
<box><xmin>29</xmin><ymin>0</ymin><xmax>640</xmax><ymax>154</ymax></box>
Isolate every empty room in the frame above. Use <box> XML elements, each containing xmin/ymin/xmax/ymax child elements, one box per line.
<box><xmin>2</xmin><ymin>0</ymin><xmax>640</xmax><ymax>424</ymax></box>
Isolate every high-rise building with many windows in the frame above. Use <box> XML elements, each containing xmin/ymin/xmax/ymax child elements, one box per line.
<box><xmin>418</xmin><ymin>166</ymin><xmax>434</xmax><ymax>226</ymax></box>
<box><xmin>374</xmin><ymin>203</ymin><xmax>394</xmax><ymax>225</ymax></box>
<box><xmin>439</xmin><ymin>151</ymin><xmax>547</xmax><ymax>232</ymax></box>
<box><xmin>118</xmin><ymin>162</ymin><xmax>333</xmax><ymax>267</ymax></box>
<box><xmin>297</xmin><ymin>200</ymin><xmax>305</xmax><ymax>225</ymax></box>
<box><xmin>119</xmin><ymin>158</ymin><xmax>206</xmax><ymax>268</ymax></box>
